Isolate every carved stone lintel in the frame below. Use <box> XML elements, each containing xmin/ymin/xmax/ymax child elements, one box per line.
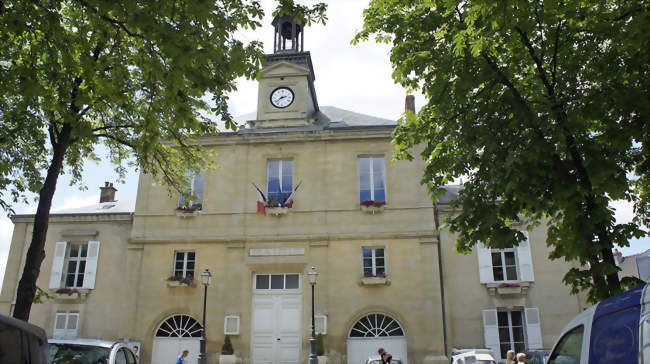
<box><xmin>486</xmin><ymin>282</ymin><xmax>530</xmax><ymax>297</ymax></box>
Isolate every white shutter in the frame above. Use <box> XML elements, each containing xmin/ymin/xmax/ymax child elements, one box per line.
<box><xmin>525</xmin><ymin>307</ymin><xmax>543</xmax><ymax>349</ymax></box>
<box><xmin>49</xmin><ymin>242</ymin><xmax>67</xmax><ymax>289</ymax></box>
<box><xmin>66</xmin><ymin>313</ymin><xmax>79</xmax><ymax>338</ymax></box>
<box><xmin>82</xmin><ymin>241</ymin><xmax>100</xmax><ymax>289</ymax></box>
<box><xmin>477</xmin><ymin>243</ymin><xmax>494</xmax><ymax>283</ymax></box>
<box><xmin>53</xmin><ymin>313</ymin><xmax>67</xmax><ymax>338</ymax></box>
<box><xmin>516</xmin><ymin>231</ymin><xmax>534</xmax><ymax>282</ymax></box>
<box><xmin>482</xmin><ymin>309</ymin><xmax>501</xmax><ymax>360</ymax></box>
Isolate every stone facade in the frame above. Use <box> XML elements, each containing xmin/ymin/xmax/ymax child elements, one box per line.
<box><xmin>0</xmin><ymin>18</ymin><xmax>586</xmax><ymax>364</ymax></box>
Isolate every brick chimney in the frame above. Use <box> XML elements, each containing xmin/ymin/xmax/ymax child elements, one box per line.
<box><xmin>405</xmin><ymin>95</ymin><xmax>415</xmax><ymax>113</ymax></box>
<box><xmin>99</xmin><ymin>182</ymin><xmax>117</xmax><ymax>203</ymax></box>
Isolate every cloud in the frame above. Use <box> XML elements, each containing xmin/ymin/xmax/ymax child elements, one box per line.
<box><xmin>51</xmin><ymin>194</ymin><xmax>100</xmax><ymax>212</ymax></box>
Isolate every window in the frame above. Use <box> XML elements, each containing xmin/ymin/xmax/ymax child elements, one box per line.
<box><xmin>156</xmin><ymin>315</ymin><xmax>203</xmax><ymax>337</ymax></box>
<box><xmin>358</xmin><ymin>156</ymin><xmax>386</xmax><ymax>203</ymax></box>
<box><xmin>65</xmin><ymin>243</ymin><xmax>88</xmax><ymax>288</ymax></box>
<box><xmin>362</xmin><ymin>248</ymin><xmax>386</xmax><ymax>277</ymax></box>
<box><xmin>477</xmin><ymin>232</ymin><xmax>534</xmax><ymax>283</ymax></box>
<box><xmin>547</xmin><ymin>326</ymin><xmax>584</xmax><ymax>364</ymax></box>
<box><xmin>267</xmin><ymin>159</ymin><xmax>293</xmax><ymax>205</ymax></box>
<box><xmin>224</xmin><ymin>315</ymin><xmax>240</xmax><ymax>335</ymax></box>
<box><xmin>50</xmin><ymin>241</ymin><xmax>101</xmax><ymax>290</ymax></box>
<box><xmin>498</xmin><ymin>310</ymin><xmax>526</xmax><ymax>358</ymax></box>
<box><xmin>254</xmin><ymin>274</ymin><xmax>300</xmax><ymax>290</ymax></box>
<box><xmin>53</xmin><ymin>312</ymin><xmax>79</xmax><ymax>339</ymax></box>
<box><xmin>348</xmin><ymin>313</ymin><xmax>404</xmax><ymax>337</ymax></box>
<box><xmin>173</xmin><ymin>252</ymin><xmax>195</xmax><ymax>278</ymax></box>
<box><xmin>178</xmin><ymin>172</ymin><xmax>205</xmax><ymax>209</ymax></box>
<box><xmin>491</xmin><ymin>245</ymin><xmax>518</xmax><ymax>281</ymax></box>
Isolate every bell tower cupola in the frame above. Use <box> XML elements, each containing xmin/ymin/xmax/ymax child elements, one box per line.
<box><xmin>248</xmin><ymin>15</ymin><xmax>319</xmax><ymax>129</ymax></box>
<box><xmin>272</xmin><ymin>15</ymin><xmax>304</xmax><ymax>53</ymax></box>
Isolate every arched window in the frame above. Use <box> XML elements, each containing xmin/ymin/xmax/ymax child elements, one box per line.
<box><xmin>349</xmin><ymin>313</ymin><xmax>404</xmax><ymax>338</ymax></box>
<box><xmin>155</xmin><ymin>315</ymin><xmax>202</xmax><ymax>338</ymax></box>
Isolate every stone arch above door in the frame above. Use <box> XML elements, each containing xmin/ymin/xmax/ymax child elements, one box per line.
<box><xmin>348</xmin><ymin>312</ymin><xmax>405</xmax><ymax>338</ymax></box>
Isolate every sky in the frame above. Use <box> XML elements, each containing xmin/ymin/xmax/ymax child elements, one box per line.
<box><xmin>0</xmin><ymin>0</ymin><xmax>647</xmax><ymax>287</ymax></box>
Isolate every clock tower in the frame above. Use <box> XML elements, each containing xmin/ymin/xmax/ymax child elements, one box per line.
<box><xmin>249</xmin><ymin>15</ymin><xmax>319</xmax><ymax>129</ymax></box>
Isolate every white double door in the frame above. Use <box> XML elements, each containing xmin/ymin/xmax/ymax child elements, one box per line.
<box><xmin>251</xmin><ymin>294</ymin><xmax>302</xmax><ymax>364</ymax></box>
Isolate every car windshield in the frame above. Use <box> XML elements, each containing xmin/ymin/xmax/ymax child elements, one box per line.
<box><xmin>49</xmin><ymin>343</ymin><xmax>111</xmax><ymax>364</ymax></box>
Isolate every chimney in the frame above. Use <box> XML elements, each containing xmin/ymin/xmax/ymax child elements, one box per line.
<box><xmin>99</xmin><ymin>182</ymin><xmax>117</xmax><ymax>203</ymax></box>
<box><xmin>405</xmin><ymin>95</ymin><xmax>415</xmax><ymax>114</ymax></box>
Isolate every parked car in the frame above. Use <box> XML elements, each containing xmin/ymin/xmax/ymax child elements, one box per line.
<box><xmin>365</xmin><ymin>355</ymin><xmax>403</xmax><ymax>364</ymax></box>
<box><xmin>547</xmin><ymin>283</ymin><xmax>649</xmax><ymax>364</ymax></box>
<box><xmin>523</xmin><ymin>349</ymin><xmax>550</xmax><ymax>364</ymax></box>
<box><xmin>0</xmin><ymin>313</ymin><xmax>49</xmax><ymax>364</ymax></box>
<box><xmin>49</xmin><ymin>339</ymin><xmax>138</xmax><ymax>364</ymax></box>
<box><xmin>450</xmin><ymin>347</ymin><xmax>497</xmax><ymax>364</ymax></box>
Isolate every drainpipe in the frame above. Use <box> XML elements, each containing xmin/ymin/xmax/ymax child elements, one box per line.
<box><xmin>434</xmin><ymin>202</ymin><xmax>449</xmax><ymax>357</ymax></box>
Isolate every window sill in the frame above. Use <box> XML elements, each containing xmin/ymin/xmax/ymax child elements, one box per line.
<box><xmin>359</xmin><ymin>276</ymin><xmax>391</xmax><ymax>286</ymax></box>
<box><xmin>166</xmin><ymin>281</ymin><xmax>196</xmax><ymax>288</ymax></box>
<box><xmin>175</xmin><ymin>210</ymin><xmax>201</xmax><ymax>218</ymax></box>
<box><xmin>266</xmin><ymin>206</ymin><xmax>290</xmax><ymax>216</ymax></box>
<box><xmin>51</xmin><ymin>291</ymin><xmax>88</xmax><ymax>301</ymax></box>
<box><xmin>360</xmin><ymin>205</ymin><xmax>385</xmax><ymax>214</ymax></box>
<box><xmin>486</xmin><ymin>282</ymin><xmax>530</xmax><ymax>296</ymax></box>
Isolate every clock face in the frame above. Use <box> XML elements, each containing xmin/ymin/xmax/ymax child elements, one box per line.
<box><xmin>270</xmin><ymin>87</ymin><xmax>294</xmax><ymax>108</ymax></box>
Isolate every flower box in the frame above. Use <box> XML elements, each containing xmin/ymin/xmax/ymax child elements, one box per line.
<box><xmin>176</xmin><ymin>203</ymin><xmax>202</xmax><ymax>217</ymax></box>
<box><xmin>360</xmin><ymin>200</ymin><xmax>386</xmax><ymax>214</ymax></box>
<box><xmin>266</xmin><ymin>206</ymin><xmax>289</xmax><ymax>216</ymax></box>
<box><xmin>51</xmin><ymin>288</ymin><xmax>87</xmax><ymax>301</ymax></box>
<box><xmin>359</xmin><ymin>276</ymin><xmax>391</xmax><ymax>286</ymax></box>
<box><xmin>486</xmin><ymin>282</ymin><xmax>530</xmax><ymax>296</ymax></box>
<box><xmin>166</xmin><ymin>276</ymin><xmax>195</xmax><ymax>287</ymax></box>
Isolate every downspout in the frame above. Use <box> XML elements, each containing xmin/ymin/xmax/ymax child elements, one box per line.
<box><xmin>434</xmin><ymin>202</ymin><xmax>449</xmax><ymax>357</ymax></box>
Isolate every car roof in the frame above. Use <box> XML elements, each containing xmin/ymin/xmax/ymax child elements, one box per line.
<box><xmin>367</xmin><ymin>355</ymin><xmax>402</xmax><ymax>361</ymax></box>
<box><xmin>593</xmin><ymin>283</ymin><xmax>647</xmax><ymax>321</ymax></box>
<box><xmin>48</xmin><ymin>338</ymin><xmax>122</xmax><ymax>348</ymax></box>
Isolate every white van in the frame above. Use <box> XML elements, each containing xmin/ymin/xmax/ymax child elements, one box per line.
<box><xmin>547</xmin><ymin>283</ymin><xmax>649</xmax><ymax>364</ymax></box>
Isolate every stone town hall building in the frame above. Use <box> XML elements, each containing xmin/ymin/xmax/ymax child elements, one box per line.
<box><xmin>1</xmin><ymin>16</ymin><xmax>585</xmax><ymax>364</ymax></box>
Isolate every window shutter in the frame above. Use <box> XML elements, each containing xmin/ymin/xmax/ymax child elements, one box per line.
<box><xmin>53</xmin><ymin>313</ymin><xmax>67</xmax><ymax>338</ymax></box>
<box><xmin>49</xmin><ymin>242</ymin><xmax>67</xmax><ymax>289</ymax></box>
<box><xmin>482</xmin><ymin>309</ymin><xmax>501</xmax><ymax>359</ymax></box>
<box><xmin>477</xmin><ymin>243</ymin><xmax>494</xmax><ymax>283</ymax></box>
<box><xmin>82</xmin><ymin>241</ymin><xmax>100</xmax><ymax>289</ymax></box>
<box><xmin>525</xmin><ymin>307</ymin><xmax>543</xmax><ymax>349</ymax></box>
<box><xmin>67</xmin><ymin>312</ymin><xmax>79</xmax><ymax>338</ymax></box>
<box><xmin>516</xmin><ymin>231</ymin><xmax>534</xmax><ymax>282</ymax></box>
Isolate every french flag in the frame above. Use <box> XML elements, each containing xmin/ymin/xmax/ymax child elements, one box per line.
<box><xmin>252</xmin><ymin>183</ymin><xmax>266</xmax><ymax>215</ymax></box>
<box><xmin>284</xmin><ymin>181</ymin><xmax>302</xmax><ymax>208</ymax></box>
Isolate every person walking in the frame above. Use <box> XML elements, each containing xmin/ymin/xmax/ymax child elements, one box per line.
<box><xmin>377</xmin><ymin>348</ymin><xmax>392</xmax><ymax>364</ymax></box>
<box><xmin>176</xmin><ymin>350</ymin><xmax>189</xmax><ymax>364</ymax></box>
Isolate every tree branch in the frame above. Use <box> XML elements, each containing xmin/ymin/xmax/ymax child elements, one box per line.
<box><xmin>514</xmin><ymin>26</ymin><xmax>554</xmax><ymax>97</ymax></box>
<box><xmin>93</xmin><ymin>133</ymin><xmax>135</xmax><ymax>149</ymax></box>
<box><xmin>92</xmin><ymin>124</ymin><xmax>136</xmax><ymax>132</ymax></box>
<box><xmin>551</xmin><ymin>20</ymin><xmax>563</xmax><ymax>89</ymax></box>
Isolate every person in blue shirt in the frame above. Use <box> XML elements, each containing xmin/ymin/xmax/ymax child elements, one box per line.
<box><xmin>176</xmin><ymin>350</ymin><xmax>189</xmax><ymax>364</ymax></box>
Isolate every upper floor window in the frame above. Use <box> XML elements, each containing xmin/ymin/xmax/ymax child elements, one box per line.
<box><xmin>492</xmin><ymin>245</ymin><xmax>517</xmax><ymax>281</ymax></box>
<box><xmin>362</xmin><ymin>247</ymin><xmax>386</xmax><ymax>277</ymax></box>
<box><xmin>254</xmin><ymin>273</ymin><xmax>300</xmax><ymax>290</ymax></box>
<box><xmin>477</xmin><ymin>231</ymin><xmax>534</xmax><ymax>283</ymax></box>
<box><xmin>173</xmin><ymin>251</ymin><xmax>195</xmax><ymax>278</ymax></box>
<box><xmin>49</xmin><ymin>241</ymin><xmax>101</xmax><ymax>290</ymax></box>
<box><xmin>267</xmin><ymin>159</ymin><xmax>293</xmax><ymax>205</ymax></box>
<box><xmin>358</xmin><ymin>156</ymin><xmax>386</xmax><ymax>203</ymax></box>
<box><xmin>178</xmin><ymin>172</ymin><xmax>205</xmax><ymax>210</ymax></box>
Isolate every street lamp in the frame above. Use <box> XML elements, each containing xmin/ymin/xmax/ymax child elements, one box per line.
<box><xmin>308</xmin><ymin>266</ymin><xmax>319</xmax><ymax>364</ymax></box>
<box><xmin>198</xmin><ymin>269</ymin><xmax>212</xmax><ymax>364</ymax></box>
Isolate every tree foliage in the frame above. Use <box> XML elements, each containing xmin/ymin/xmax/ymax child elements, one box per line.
<box><xmin>0</xmin><ymin>0</ymin><xmax>264</xmax><ymax>320</ymax></box>
<box><xmin>273</xmin><ymin>0</ymin><xmax>327</xmax><ymax>25</ymax></box>
<box><xmin>356</xmin><ymin>0</ymin><xmax>649</xmax><ymax>303</ymax></box>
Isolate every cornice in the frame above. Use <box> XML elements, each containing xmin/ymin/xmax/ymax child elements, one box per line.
<box><xmin>129</xmin><ymin>230</ymin><xmax>437</xmax><ymax>245</ymax></box>
<box><xmin>198</xmin><ymin>127</ymin><xmax>395</xmax><ymax>146</ymax></box>
<box><xmin>11</xmin><ymin>213</ymin><xmax>133</xmax><ymax>224</ymax></box>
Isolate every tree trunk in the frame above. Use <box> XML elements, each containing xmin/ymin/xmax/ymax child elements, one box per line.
<box><xmin>12</xmin><ymin>125</ymin><xmax>72</xmax><ymax>321</ymax></box>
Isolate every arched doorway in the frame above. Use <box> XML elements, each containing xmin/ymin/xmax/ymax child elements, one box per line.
<box><xmin>152</xmin><ymin>314</ymin><xmax>202</xmax><ymax>364</ymax></box>
<box><xmin>347</xmin><ymin>313</ymin><xmax>407</xmax><ymax>364</ymax></box>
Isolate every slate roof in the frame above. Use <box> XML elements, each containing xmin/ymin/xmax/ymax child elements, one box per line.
<box><xmin>43</xmin><ymin>199</ymin><xmax>135</xmax><ymax>215</ymax></box>
<box><xmin>618</xmin><ymin>248</ymin><xmax>650</xmax><ymax>281</ymax></box>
